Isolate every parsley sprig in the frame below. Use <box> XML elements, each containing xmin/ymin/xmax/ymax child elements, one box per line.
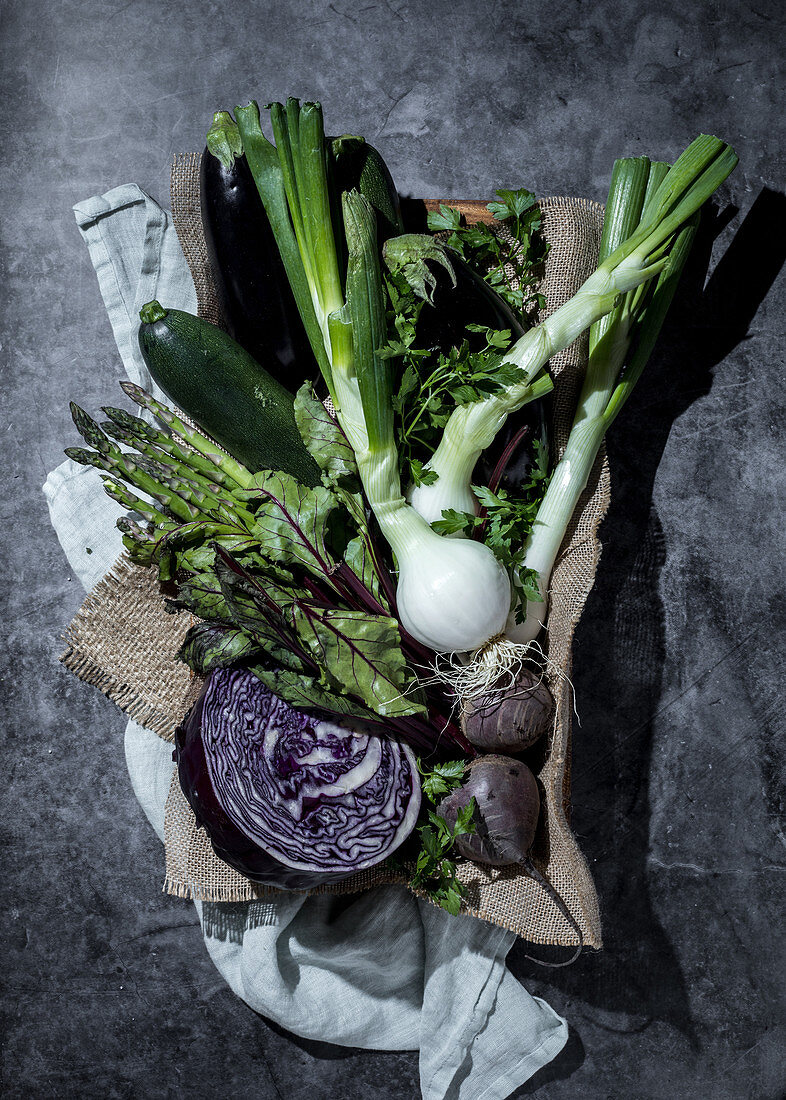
<box><xmin>385</xmin><ymin>311</ymin><xmax>525</xmax><ymax>486</ymax></box>
<box><xmin>384</xmin><ymin>185</ymin><xmax>549</xmax><ymax>489</ymax></box>
<box><xmin>426</xmin><ymin>188</ymin><xmax>549</xmax><ymax>325</ymax></box>
<box><xmin>431</xmin><ymin>439</ymin><xmax>551</xmax><ymax>621</ymax></box>
<box><xmin>408</xmin><ymin>759</ymin><xmax>476</xmax><ymax>916</ymax></box>
<box><xmin>418</xmin><ymin>758</ymin><xmax>467</xmax><ymax>800</ymax></box>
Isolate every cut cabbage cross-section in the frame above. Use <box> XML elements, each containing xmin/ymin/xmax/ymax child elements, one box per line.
<box><xmin>176</xmin><ymin>667</ymin><xmax>422</xmax><ymax>889</ymax></box>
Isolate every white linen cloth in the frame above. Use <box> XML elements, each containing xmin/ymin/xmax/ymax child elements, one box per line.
<box><xmin>43</xmin><ymin>183</ymin><xmax>568</xmax><ymax>1098</ymax></box>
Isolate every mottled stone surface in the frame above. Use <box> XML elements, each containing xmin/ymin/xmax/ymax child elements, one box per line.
<box><xmin>1</xmin><ymin>0</ymin><xmax>784</xmax><ymax>1096</ymax></box>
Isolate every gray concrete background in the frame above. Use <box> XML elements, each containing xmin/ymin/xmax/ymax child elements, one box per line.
<box><xmin>2</xmin><ymin>0</ymin><xmax>784</xmax><ymax>1096</ymax></box>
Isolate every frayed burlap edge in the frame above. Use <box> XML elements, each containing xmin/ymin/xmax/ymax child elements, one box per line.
<box><xmin>61</xmin><ymin>555</ymin><xmax>194</xmax><ymax>742</ymax></box>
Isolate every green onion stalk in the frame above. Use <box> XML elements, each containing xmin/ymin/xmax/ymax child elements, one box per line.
<box><xmin>235</xmin><ymin>104</ymin><xmax>736</xmax><ymax>657</ymax></box>
<box><xmin>236</xmin><ymin>99</ymin><xmax>512</xmax><ymax>654</ymax></box>
<box><xmin>506</xmin><ymin>157</ymin><xmax>704</xmax><ymax>643</ymax></box>
<box><xmin>340</xmin><ymin>190</ymin><xmax>513</xmax><ymax>653</ymax></box>
<box><xmin>409</xmin><ymin>135</ymin><xmax>737</xmax><ymax>530</ymax></box>
<box><xmin>402</xmin><ymin>136</ymin><xmax>736</xmax><ymax>659</ymax></box>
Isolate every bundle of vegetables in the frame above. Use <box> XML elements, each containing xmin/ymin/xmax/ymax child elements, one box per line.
<box><xmin>66</xmin><ymin>384</ymin><xmax>461</xmax><ymax>754</ymax></box>
<box><xmin>65</xmin><ymin>99</ymin><xmax>736</xmax><ymax>928</ymax></box>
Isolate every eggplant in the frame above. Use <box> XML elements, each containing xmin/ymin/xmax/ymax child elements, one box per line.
<box><xmin>200</xmin><ymin>113</ymin><xmax>316</xmax><ymax>391</ymax></box>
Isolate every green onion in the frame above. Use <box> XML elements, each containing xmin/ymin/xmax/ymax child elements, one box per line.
<box><xmin>408</xmin><ymin>135</ymin><xmax>737</xmax><ymax>526</ymax></box>
<box><xmin>235</xmin><ymin>100</ymin><xmax>335</xmax><ymax>394</ymax></box>
<box><xmin>234</xmin><ymin>104</ymin><xmax>736</xmax><ymax>657</ymax></box>
<box><xmin>236</xmin><ymin>99</ymin><xmax>514</xmax><ymax>653</ymax></box>
<box><xmin>506</xmin><ymin>158</ymin><xmax>702</xmax><ymax>643</ymax></box>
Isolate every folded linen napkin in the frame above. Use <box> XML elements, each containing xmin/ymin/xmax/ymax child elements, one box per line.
<box><xmin>43</xmin><ymin>183</ymin><xmax>568</xmax><ymax>1098</ymax></box>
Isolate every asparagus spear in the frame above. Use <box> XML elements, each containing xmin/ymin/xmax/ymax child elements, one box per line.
<box><xmin>69</xmin><ymin>402</ymin><xmax>256</xmax><ymax>530</ymax></box>
<box><xmin>99</xmin><ymin>477</ymin><xmax>173</xmax><ymax>527</ymax></box>
<box><xmin>65</xmin><ymin>444</ymin><xmax>202</xmax><ymax>522</ymax></box>
<box><xmin>119</xmin><ymin>381</ymin><xmax>252</xmax><ymax>488</ymax></box>
<box><xmin>101</xmin><ymin>406</ymin><xmax>245</xmax><ymax>490</ymax></box>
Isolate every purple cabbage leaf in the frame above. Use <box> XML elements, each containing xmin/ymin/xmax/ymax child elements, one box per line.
<box><xmin>176</xmin><ymin>667</ymin><xmax>422</xmax><ymax>888</ymax></box>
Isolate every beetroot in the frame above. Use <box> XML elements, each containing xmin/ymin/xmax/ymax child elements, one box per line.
<box><xmin>438</xmin><ymin>754</ymin><xmax>584</xmax><ymax>965</ymax></box>
<box><xmin>461</xmin><ymin>670</ymin><xmax>554</xmax><ymax>754</ymax></box>
<box><xmin>439</xmin><ymin>755</ymin><xmax>540</xmax><ymax>865</ymax></box>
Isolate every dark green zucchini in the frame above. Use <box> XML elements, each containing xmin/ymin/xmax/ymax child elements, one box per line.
<box><xmin>330</xmin><ymin>135</ymin><xmax>405</xmax><ymax>242</ymax></box>
<box><xmin>138</xmin><ymin>301</ymin><xmax>321</xmax><ymax>487</ymax></box>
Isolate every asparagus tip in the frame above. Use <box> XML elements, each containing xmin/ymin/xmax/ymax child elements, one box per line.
<box><xmin>64</xmin><ymin>447</ymin><xmax>97</xmax><ymax>466</ymax></box>
<box><xmin>70</xmin><ymin>403</ymin><xmax>111</xmax><ymax>453</ymax></box>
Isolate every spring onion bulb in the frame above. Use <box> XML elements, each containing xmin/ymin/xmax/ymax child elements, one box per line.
<box><xmin>237</xmin><ymin>99</ymin><xmax>511</xmax><ymax>653</ymax></box>
<box><xmin>409</xmin><ymin>135</ymin><xmax>738</xmax><ymax>527</ymax></box>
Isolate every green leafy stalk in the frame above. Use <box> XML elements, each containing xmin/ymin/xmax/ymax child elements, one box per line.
<box><xmin>236</xmin><ymin>100</ymin><xmax>390</xmax><ymax>457</ymax></box>
<box><xmin>602</xmin><ymin>217</ymin><xmax>697</xmax><ymax>427</ymax></box>
<box><xmin>508</xmin><ymin>156</ymin><xmax>704</xmax><ymax>643</ymax></box>
<box><xmin>342</xmin><ymin>190</ymin><xmax>391</xmax><ymax>452</ymax></box>
<box><xmin>334</xmin><ymin>191</ymin><xmax>446</xmax><ymax>580</ymax></box>
<box><xmin>235</xmin><ymin>99</ymin><xmax>336</xmax><ymax>396</ymax></box>
<box><xmin>581</xmin><ymin>156</ymin><xmax>652</xmax><ymax>407</ymax></box>
<box><xmin>410</xmin><ymin>135</ymin><xmax>737</xmax><ymax>523</ymax></box>
<box><xmin>297</xmin><ymin>102</ymin><xmax>346</xmax><ymax>326</ymax></box>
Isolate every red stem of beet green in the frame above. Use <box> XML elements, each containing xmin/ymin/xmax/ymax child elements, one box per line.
<box><xmin>487</xmin><ymin>423</ymin><xmax>533</xmax><ymax>495</ymax></box>
<box><xmin>472</xmin><ymin>423</ymin><xmax>533</xmax><ymax>545</ymax></box>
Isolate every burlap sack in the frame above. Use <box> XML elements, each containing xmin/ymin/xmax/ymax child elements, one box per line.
<box><xmin>62</xmin><ymin>154</ymin><xmax>606</xmax><ymax>948</ymax></box>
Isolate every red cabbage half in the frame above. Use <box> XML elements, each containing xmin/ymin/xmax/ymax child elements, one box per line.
<box><xmin>175</xmin><ymin>667</ymin><xmax>422</xmax><ymax>889</ymax></box>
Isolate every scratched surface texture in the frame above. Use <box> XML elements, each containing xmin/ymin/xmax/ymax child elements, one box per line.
<box><xmin>1</xmin><ymin>0</ymin><xmax>784</xmax><ymax>1096</ymax></box>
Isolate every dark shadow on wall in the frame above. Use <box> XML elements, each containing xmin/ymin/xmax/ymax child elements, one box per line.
<box><xmin>507</xmin><ymin>188</ymin><xmax>786</xmax><ymax>1064</ymax></box>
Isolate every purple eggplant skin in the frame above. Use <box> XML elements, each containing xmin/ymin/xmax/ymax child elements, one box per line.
<box><xmin>437</xmin><ymin>754</ymin><xmax>541</xmax><ymax>866</ymax></box>
<box><xmin>200</xmin><ymin>148</ymin><xmax>316</xmax><ymax>391</ymax></box>
<box><xmin>416</xmin><ymin>253</ymin><xmax>526</xmax><ymax>355</ymax></box>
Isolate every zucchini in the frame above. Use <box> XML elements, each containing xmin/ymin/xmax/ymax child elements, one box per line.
<box><xmin>138</xmin><ymin>301</ymin><xmax>321</xmax><ymax>487</ymax></box>
<box><xmin>330</xmin><ymin>136</ymin><xmax>405</xmax><ymax>242</ymax></box>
